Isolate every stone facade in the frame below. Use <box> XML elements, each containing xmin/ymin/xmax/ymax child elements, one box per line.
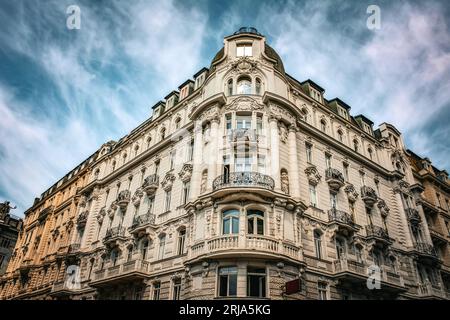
<box><xmin>0</xmin><ymin>204</ymin><xmax>22</xmax><ymax>276</ymax></box>
<box><xmin>0</xmin><ymin>27</ymin><xmax>449</xmax><ymax>300</ymax></box>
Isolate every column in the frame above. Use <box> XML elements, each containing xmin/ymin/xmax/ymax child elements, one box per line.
<box><xmin>288</xmin><ymin>125</ymin><xmax>301</xmax><ymax>200</ymax></box>
<box><xmin>190</xmin><ymin>122</ymin><xmax>204</xmax><ymax>200</ymax></box>
<box><xmin>269</xmin><ymin>117</ymin><xmax>281</xmax><ymax>191</ymax></box>
<box><xmin>207</xmin><ymin>118</ymin><xmax>219</xmax><ymax>192</ymax></box>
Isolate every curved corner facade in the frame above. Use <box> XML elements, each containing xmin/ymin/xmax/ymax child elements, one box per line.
<box><xmin>1</xmin><ymin>29</ymin><xmax>449</xmax><ymax>300</ymax></box>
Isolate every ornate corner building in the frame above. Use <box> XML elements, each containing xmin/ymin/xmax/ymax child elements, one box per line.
<box><xmin>0</xmin><ymin>204</ymin><xmax>22</xmax><ymax>276</ymax></box>
<box><xmin>0</xmin><ymin>27</ymin><xmax>449</xmax><ymax>300</ymax></box>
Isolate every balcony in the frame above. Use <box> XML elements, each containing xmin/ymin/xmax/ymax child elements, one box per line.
<box><xmin>212</xmin><ymin>172</ymin><xmax>275</xmax><ymax>192</ymax></box>
<box><xmin>405</xmin><ymin>208</ymin><xmax>421</xmax><ymax>225</ymax></box>
<box><xmin>414</xmin><ymin>242</ymin><xmax>440</xmax><ymax>262</ymax></box>
<box><xmin>76</xmin><ymin>211</ymin><xmax>89</xmax><ymax>227</ymax></box>
<box><xmin>325</xmin><ymin>168</ymin><xmax>345</xmax><ymax>193</ymax></box>
<box><xmin>116</xmin><ymin>190</ymin><xmax>131</xmax><ymax>209</ymax></box>
<box><xmin>130</xmin><ymin>212</ymin><xmax>156</xmax><ymax>234</ymax></box>
<box><xmin>38</xmin><ymin>205</ymin><xmax>54</xmax><ymax>221</ymax></box>
<box><xmin>365</xmin><ymin>225</ymin><xmax>392</xmax><ymax>246</ymax></box>
<box><xmin>90</xmin><ymin>259</ymin><xmax>150</xmax><ymax>287</ymax></box>
<box><xmin>68</xmin><ymin>243</ymin><xmax>80</xmax><ymax>254</ymax></box>
<box><xmin>328</xmin><ymin>208</ymin><xmax>358</xmax><ymax>234</ymax></box>
<box><xmin>103</xmin><ymin>226</ymin><xmax>127</xmax><ymax>246</ymax></box>
<box><xmin>142</xmin><ymin>174</ymin><xmax>159</xmax><ymax>196</ymax></box>
<box><xmin>188</xmin><ymin>234</ymin><xmax>302</xmax><ymax>262</ymax></box>
<box><xmin>49</xmin><ymin>280</ymin><xmax>76</xmax><ymax>297</ymax></box>
<box><xmin>417</xmin><ymin>282</ymin><xmax>447</xmax><ymax>299</ymax></box>
<box><xmin>361</xmin><ymin>186</ymin><xmax>378</xmax><ymax>207</ymax></box>
<box><xmin>333</xmin><ymin>258</ymin><xmax>405</xmax><ymax>291</ymax></box>
<box><xmin>227</xmin><ymin>129</ymin><xmax>259</xmax><ymax>144</ymax></box>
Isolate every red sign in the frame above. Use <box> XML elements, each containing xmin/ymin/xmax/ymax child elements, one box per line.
<box><xmin>285</xmin><ymin>278</ymin><xmax>301</xmax><ymax>294</ymax></box>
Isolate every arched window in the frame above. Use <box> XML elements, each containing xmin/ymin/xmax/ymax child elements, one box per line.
<box><xmin>237</xmin><ymin>77</ymin><xmax>252</xmax><ymax>94</ymax></box>
<box><xmin>160</xmin><ymin>128</ymin><xmax>166</xmax><ymax>141</ymax></box>
<box><xmin>314</xmin><ymin>230</ymin><xmax>323</xmax><ymax>259</ymax></box>
<box><xmin>255</xmin><ymin>78</ymin><xmax>262</xmax><ymax>95</ymax></box>
<box><xmin>247</xmin><ymin>210</ymin><xmax>264</xmax><ymax>235</ymax></box>
<box><xmin>111</xmin><ymin>160</ymin><xmax>116</xmax><ymax>172</ymax></box>
<box><xmin>146</xmin><ymin>136</ymin><xmax>152</xmax><ymax>148</ymax></box>
<box><xmin>353</xmin><ymin>139</ymin><xmax>359</xmax><ymax>152</ymax></box>
<box><xmin>134</xmin><ymin>144</ymin><xmax>139</xmax><ymax>156</ymax></box>
<box><xmin>320</xmin><ymin>119</ymin><xmax>327</xmax><ymax>132</ymax></box>
<box><xmin>337</xmin><ymin>130</ymin><xmax>344</xmax><ymax>142</ymax></box>
<box><xmin>175</xmin><ymin>117</ymin><xmax>181</xmax><ymax>130</ymax></box>
<box><xmin>222</xmin><ymin>210</ymin><xmax>239</xmax><ymax>235</ymax></box>
<box><xmin>368</xmin><ymin>148</ymin><xmax>373</xmax><ymax>160</ymax></box>
<box><xmin>227</xmin><ymin>79</ymin><xmax>233</xmax><ymax>96</ymax></box>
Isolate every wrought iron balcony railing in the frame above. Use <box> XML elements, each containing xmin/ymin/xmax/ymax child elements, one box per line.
<box><xmin>212</xmin><ymin>172</ymin><xmax>275</xmax><ymax>191</ymax></box>
<box><xmin>104</xmin><ymin>226</ymin><xmax>126</xmax><ymax>241</ymax></box>
<box><xmin>415</xmin><ymin>242</ymin><xmax>438</xmax><ymax>257</ymax></box>
<box><xmin>328</xmin><ymin>208</ymin><xmax>355</xmax><ymax>226</ymax></box>
<box><xmin>365</xmin><ymin>225</ymin><xmax>390</xmax><ymax>241</ymax></box>
<box><xmin>131</xmin><ymin>212</ymin><xmax>156</xmax><ymax>229</ymax></box>
<box><xmin>325</xmin><ymin>168</ymin><xmax>345</xmax><ymax>192</ymax></box>
<box><xmin>361</xmin><ymin>186</ymin><xmax>378</xmax><ymax>206</ymax></box>
<box><xmin>405</xmin><ymin>208</ymin><xmax>421</xmax><ymax>224</ymax></box>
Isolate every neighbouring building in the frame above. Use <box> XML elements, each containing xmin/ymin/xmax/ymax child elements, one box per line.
<box><xmin>0</xmin><ymin>27</ymin><xmax>449</xmax><ymax>300</ymax></box>
<box><xmin>0</xmin><ymin>203</ymin><xmax>22</xmax><ymax>276</ymax></box>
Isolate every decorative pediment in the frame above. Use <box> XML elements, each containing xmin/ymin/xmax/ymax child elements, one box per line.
<box><xmin>161</xmin><ymin>173</ymin><xmax>176</xmax><ymax>191</ymax></box>
<box><xmin>178</xmin><ymin>163</ymin><xmax>193</xmax><ymax>182</ymax></box>
<box><xmin>394</xmin><ymin>179</ymin><xmax>411</xmax><ymax>195</ymax></box>
<box><xmin>304</xmin><ymin>165</ymin><xmax>321</xmax><ymax>186</ymax></box>
<box><xmin>344</xmin><ymin>184</ymin><xmax>359</xmax><ymax>203</ymax></box>
<box><xmin>269</xmin><ymin>103</ymin><xmax>296</xmax><ymax>124</ymax></box>
<box><xmin>225</xmin><ymin>96</ymin><xmax>264</xmax><ymax>112</ymax></box>
<box><xmin>197</xmin><ymin>105</ymin><xmax>220</xmax><ymax>123</ymax></box>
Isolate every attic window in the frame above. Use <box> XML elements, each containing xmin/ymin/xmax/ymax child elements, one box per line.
<box><xmin>338</xmin><ymin>107</ymin><xmax>348</xmax><ymax>120</ymax></box>
<box><xmin>236</xmin><ymin>44</ymin><xmax>252</xmax><ymax>57</ymax></box>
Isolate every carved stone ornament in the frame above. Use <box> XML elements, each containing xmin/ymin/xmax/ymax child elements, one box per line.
<box><xmin>161</xmin><ymin>172</ymin><xmax>176</xmax><ymax>191</ymax></box>
<box><xmin>132</xmin><ymin>188</ymin><xmax>144</xmax><ymax>207</ymax></box>
<box><xmin>394</xmin><ymin>179</ymin><xmax>411</xmax><ymax>195</ymax></box>
<box><xmin>198</xmin><ymin>105</ymin><xmax>219</xmax><ymax>123</ymax></box>
<box><xmin>178</xmin><ymin>163</ymin><xmax>193</xmax><ymax>182</ymax></box>
<box><xmin>225</xmin><ymin>96</ymin><xmax>264</xmax><ymax>112</ymax></box>
<box><xmin>279</xmin><ymin>122</ymin><xmax>288</xmax><ymax>143</ymax></box>
<box><xmin>377</xmin><ymin>199</ymin><xmax>390</xmax><ymax>216</ymax></box>
<box><xmin>344</xmin><ymin>184</ymin><xmax>359</xmax><ymax>203</ymax></box>
<box><xmin>269</xmin><ymin>103</ymin><xmax>296</xmax><ymax>124</ymax></box>
<box><xmin>230</xmin><ymin>56</ymin><xmax>258</xmax><ymax>74</ymax></box>
<box><xmin>304</xmin><ymin>165</ymin><xmax>322</xmax><ymax>186</ymax></box>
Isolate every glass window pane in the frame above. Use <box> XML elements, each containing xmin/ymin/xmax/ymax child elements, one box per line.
<box><xmin>248</xmin><ymin>218</ymin><xmax>254</xmax><ymax>234</ymax></box>
<box><xmin>219</xmin><ymin>275</ymin><xmax>228</xmax><ymax>296</ymax></box>
<box><xmin>229</xmin><ymin>274</ymin><xmax>237</xmax><ymax>296</ymax></box>
<box><xmin>257</xmin><ymin>219</ymin><xmax>264</xmax><ymax>235</ymax></box>
<box><xmin>232</xmin><ymin>217</ymin><xmax>239</xmax><ymax>234</ymax></box>
<box><xmin>223</xmin><ymin>218</ymin><xmax>230</xmax><ymax>234</ymax></box>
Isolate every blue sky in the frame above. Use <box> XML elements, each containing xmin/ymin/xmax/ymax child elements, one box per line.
<box><xmin>1</xmin><ymin>0</ymin><xmax>449</xmax><ymax>216</ymax></box>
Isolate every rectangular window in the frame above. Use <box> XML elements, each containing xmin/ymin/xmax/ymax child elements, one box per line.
<box><xmin>360</xmin><ymin>172</ymin><xmax>365</xmax><ymax>186</ymax></box>
<box><xmin>182</xmin><ymin>181</ymin><xmax>190</xmax><ymax>205</ymax></box>
<box><xmin>177</xmin><ymin>229</ymin><xmax>186</xmax><ymax>255</ymax></box>
<box><xmin>218</xmin><ymin>266</ymin><xmax>238</xmax><ymax>297</ymax></box>
<box><xmin>256</xmin><ymin>114</ymin><xmax>263</xmax><ymax>134</ymax></box>
<box><xmin>165</xmin><ymin>190</ymin><xmax>171</xmax><ymax>212</ymax></box>
<box><xmin>154</xmin><ymin>161</ymin><xmax>160</xmax><ymax>175</ymax></box>
<box><xmin>325</xmin><ymin>154</ymin><xmax>331</xmax><ymax>169</ymax></box>
<box><xmin>343</xmin><ymin>163</ymin><xmax>349</xmax><ymax>181</ymax></box>
<box><xmin>226</xmin><ymin>114</ymin><xmax>232</xmax><ymax>132</ymax></box>
<box><xmin>148</xmin><ymin>196</ymin><xmax>155</xmax><ymax>214</ymax></box>
<box><xmin>330</xmin><ymin>193</ymin><xmax>337</xmax><ymax>209</ymax></box>
<box><xmin>158</xmin><ymin>236</ymin><xmax>166</xmax><ymax>260</ymax></box>
<box><xmin>189</xmin><ymin>139</ymin><xmax>194</xmax><ymax>161</ymax></box>
<box><xmin>257</xmin><ymin>155</ymin><xmax>266</xmax><ymax>174</ymax></box>
<box><xmin>172</xmin><ymin>278</ymin><xmax>182</xmax><ymax>300</ymax></box>
<box><xmin>236</xmin><ymin>115</ymin><xmax>252</xmax><ymax>129</ymax></box>
<box><xmin>153</xmin><ymin>282</ymin><xmax>161</xmax><ymax>300</ymax></box>
<box><xmin>306</xmin><ymin>144</ymin><xmax>313</xmax><ymax>163</ymax></box>
<box><xmin>318</xmin><ymin>282</ymin><xmax>328</xmax><ymax>300</ymax></box>
<box><xmin>247</xmin><ymin>267</ymin><xmax>266</xmax><ymax>298</ymax></box>
<box><xmin>309</xmin><ymin>184</ymin><xmax>318</xmax><ymax>207</ymax></box>
<box><xmin>170</xmin><ymin>150</ymin><xmax>176</xmax><ymax>170</ymax></box>
<box><xmin>236</xmin><ymin>44</ymin><xmax>252</xmax><ymax>57</ymax></box>
<box><xmin>235</xmin><ymin>154</ymin><xmax>252</xmax><ymax>172</ymax></box>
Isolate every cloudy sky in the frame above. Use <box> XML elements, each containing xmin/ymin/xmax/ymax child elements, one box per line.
<box><xmin>1</xmin><ymin>0</ymin><xmax>449</xmax><ymax>216</ymax></box>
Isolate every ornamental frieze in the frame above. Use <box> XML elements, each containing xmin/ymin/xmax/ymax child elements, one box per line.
<box><xmin>224</xmin><ymin>96</ymin><xmax>264</xmax><ymax>112</ymax></box>
<box><xmin>269</xmin><ymin>103</ymin><xmax>296</xmax><ymax>124</ymax></box>
<box><xmin>178</xmin><ymin>163</ymin><xmax>193</xmax><ymax>182</ymax></box>
<box><xmin>304</xmin><ymin>165</ymin><xmax>322</xmax><ymax>186</ymax></box>
<box><xmin>161</xmin><ymin>172</ymin><xmax>176</xmax><ymax>191</ymax></box>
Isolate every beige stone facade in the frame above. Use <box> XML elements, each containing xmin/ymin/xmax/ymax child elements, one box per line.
<box><xmin>0</xmin><ymin>27</ymin><xmax>449</xmax><ymax>300</ymax></box>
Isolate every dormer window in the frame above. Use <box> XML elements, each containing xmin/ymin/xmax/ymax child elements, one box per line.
<box><xmin>195</xmin><ymin>74</ymin><xmax>204</xmax><ymax>90</ymax></box>
<box><xmin>180</xmin><ymin>87</ymin><xmax>189</xmax><ymax>100</ymax></box>
<box><xmin>338</xmin><ymin>107</ymin><xmax>348</xmax><ymax>120</ymax></box>
<box><xmin>363</xmin><ymin>123</ymin><xmax>372</xmax><ymax>134</ymax></box>
<box><xmin>236</xmin><ymin>43</ymin><xmax>252</xmax><ymax>57</ymax></box>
